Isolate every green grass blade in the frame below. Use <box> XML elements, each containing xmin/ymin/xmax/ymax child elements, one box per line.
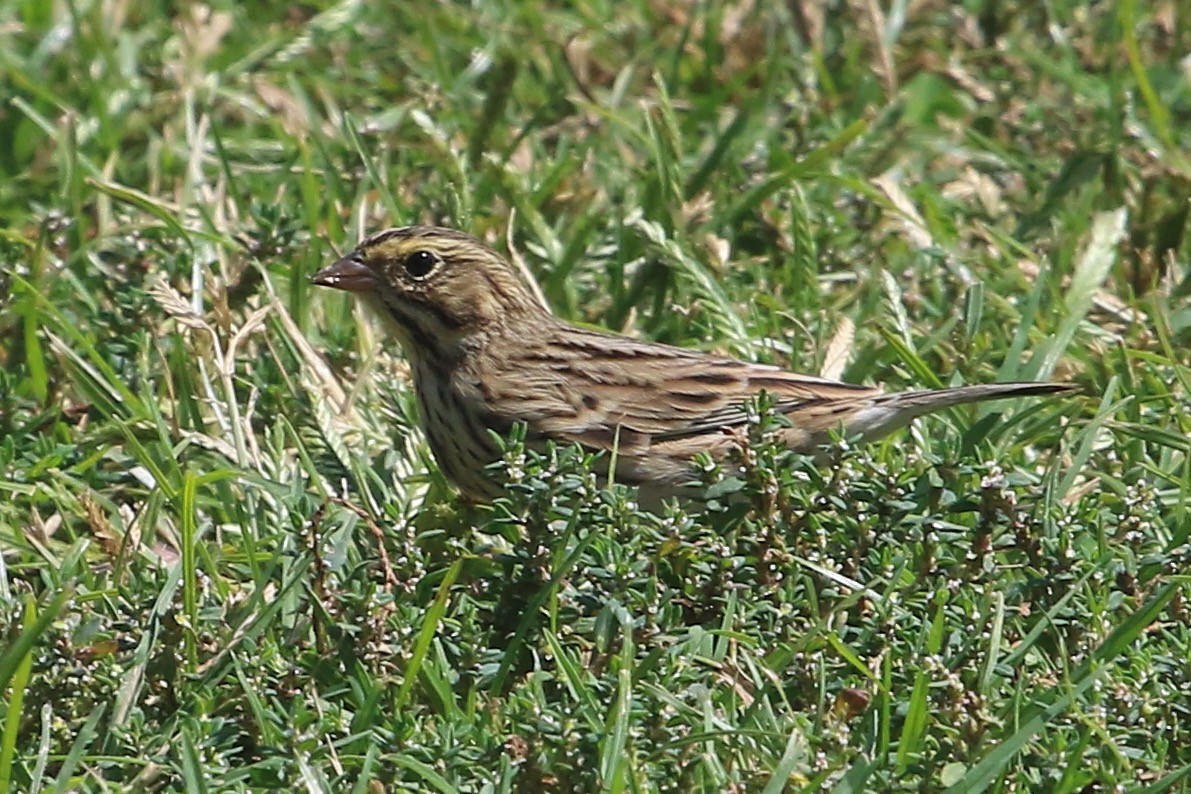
<box><xmin>50</xmin><ymin>704</ymin><xmax>105</xmax><ymax>794</ymax></box>
<box><xmin>394</xmin><ymin>558</ymin><xmax>464</xmax><ymax>710</ymax></box>
<box><xmin>0</xmin><ymin>598</ymin><xmax>37</xmax><ymax>792</ymax></box>
<box><xmin>947</xmin><ymin>581</ymin><xmax>1182</xmax><ymax>794</ymax></box>
<box><xmin>1028</xmin><ymin>208</ymin><xmax>1126</xmax><ymax>380</ymax></box>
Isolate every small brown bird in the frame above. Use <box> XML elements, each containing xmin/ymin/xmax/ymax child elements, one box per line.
<box><xmin>313</xmin><ymin>226</ymin><xmax>1074</xmax><ymax>503</ymax></box>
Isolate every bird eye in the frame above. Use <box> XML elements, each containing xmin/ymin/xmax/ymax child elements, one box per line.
<box><xmin>404</xmin><ymin>250</ymin><xmax>439</xmax><ymax>280</ymax></box>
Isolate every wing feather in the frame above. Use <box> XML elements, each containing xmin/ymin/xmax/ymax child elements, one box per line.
<box><xmin>484</xmin><ymin>324</ymin><xmax>880</xmax><ymax>452</ymax></box>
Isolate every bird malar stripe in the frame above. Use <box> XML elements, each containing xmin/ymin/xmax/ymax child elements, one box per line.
<box><xmin>384</xmin><ymin>295</ymin><xmax>464</xmax><ymax>348</ymax></box>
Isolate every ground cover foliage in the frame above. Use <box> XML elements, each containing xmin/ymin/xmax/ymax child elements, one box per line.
<box><xmin>1</xmin><ymin>0</ymin><xmax>1189</xmax><ymax>790</ymax></box>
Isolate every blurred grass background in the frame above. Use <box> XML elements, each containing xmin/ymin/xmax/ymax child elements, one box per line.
<box><xmin>0</xmin><ymin>0</ymin><xmax>1188</xmax><ymax>790</ymax></box>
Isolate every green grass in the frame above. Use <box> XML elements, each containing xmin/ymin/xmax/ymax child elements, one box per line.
<box><xmin>1</xmin><ymin>0</ymin><xmax>1189</xmax><ymax>790</ymax></box>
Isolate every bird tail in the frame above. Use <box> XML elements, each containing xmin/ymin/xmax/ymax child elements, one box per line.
<box><xmin>885</xmin><ymin>381</ymin><xmax>1079</xmax><ymax>417</ymax></box>
<box><xmin>842</xmin><ymin>381</ymin><xmax>1078</xmax><ymax>443</ymax></box>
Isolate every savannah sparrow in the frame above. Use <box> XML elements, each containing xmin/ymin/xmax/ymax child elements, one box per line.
<box><xmin>313</xmin><ymin>226</ymin><xmax>1074</xmax><ymax>502</ymax></box>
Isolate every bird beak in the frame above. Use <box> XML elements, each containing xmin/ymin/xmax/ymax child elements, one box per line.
<box><xmin>311</xmin><ymin>255</ymin><xmax>378</xmax><ymax>292</ymax></box>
